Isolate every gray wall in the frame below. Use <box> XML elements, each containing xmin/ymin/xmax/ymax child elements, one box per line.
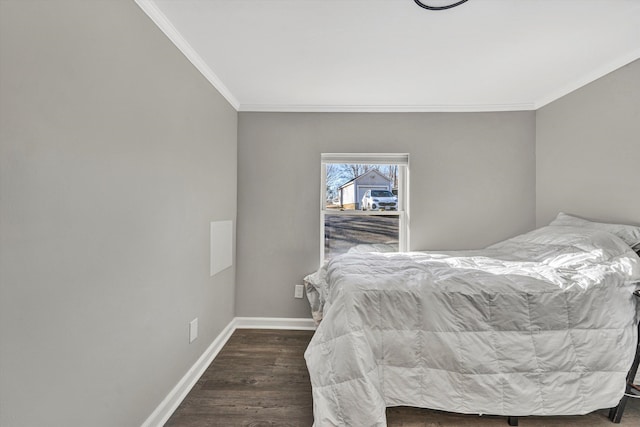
<box><xmin>0</xmin><ymin>1</ymin><xmax>237</xmax><ymax>426</ymax></box>
<box><xmin>536</xmin><ymin>59</ymin><xmax>640</xmax><ymax>227</ymax></box>
<box><xmin>5</xmin><ymin>0</ymin><xmax>633</xmax><ymax>423</ymax></box>
<box><xmin>237</xmin><ymin>112</ymin><xmax>536</xmax><ymax>318</ymax></box>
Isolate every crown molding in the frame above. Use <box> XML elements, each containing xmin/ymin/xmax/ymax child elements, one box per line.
<box><xmin>534</xmin><ymin>49</ymin><xmax>640</xmax><ymax>109</ymax></box>
<box><xmin>238</xmin><ymin>103</ymin><xmax>536</xmax><ymax>113</ymax></box>
<box><xmin>135</xmin><ymin>0</ymin><xmax>240</xmax><ymax>111</ymax></box>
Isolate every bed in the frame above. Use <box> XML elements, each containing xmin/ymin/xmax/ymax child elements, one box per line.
<box><xmin>304</xmin><ymin>213</ymin><xmax>640</xmax><ymax>426</ymax></box>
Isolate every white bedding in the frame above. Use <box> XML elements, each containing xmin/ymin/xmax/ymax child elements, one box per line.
<box><xmin>304</xmin><ymin>225</ymin><xmax>640</xmax><ymax>426</ymax></box>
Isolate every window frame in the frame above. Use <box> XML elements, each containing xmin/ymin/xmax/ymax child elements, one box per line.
<box><xmin>320</xmin><ymin>153</ymin><xmax>410</xmax><ymax>263</ymax></box>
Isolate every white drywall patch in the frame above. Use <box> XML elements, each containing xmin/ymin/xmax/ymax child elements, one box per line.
<box><xmin>210</xmin><ymin>220</ymin><xmax>233</xmax><ymax>276</ymax></box>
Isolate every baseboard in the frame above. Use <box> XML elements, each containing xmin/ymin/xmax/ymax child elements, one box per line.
<box><xmin>140</xmin><ymin>318</ymin><xmax>236</xmax><ymax>427</ymax></box>
<box><xmin>234</xmin><ymin>316</ymin><xmax>317</xmax><ymax>330</ymax></box>
<box><xmin>140</xmin><ymin>317</ymin><xmax>315</xmax><ymax>427</ymax></box>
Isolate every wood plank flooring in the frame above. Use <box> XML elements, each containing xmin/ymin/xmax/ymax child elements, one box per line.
<box><xmin>165</xmin><ymin>329</ymin><xmax>640</xmax><ymax>427</ymax></box>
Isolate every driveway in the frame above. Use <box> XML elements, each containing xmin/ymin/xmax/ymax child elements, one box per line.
<box><xmin>324</xmin><ymin>214</ymin><xmax>399</xmax><ymax>259</ymax></box>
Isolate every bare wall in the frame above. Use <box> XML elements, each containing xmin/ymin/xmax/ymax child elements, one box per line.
<box><xmin>536</xmin><ymin>59</ymin><xmax>640</xmax><ymax>227</ymax></box>
<box><xmin>237</xmin><ymin>112</ymin><xmax>536</xmax><ymax>318</ymax></box>
<box><xmin>0</xmin><ymin>1</ymin><xmax>237</xmax><ymax>426</ymax></box>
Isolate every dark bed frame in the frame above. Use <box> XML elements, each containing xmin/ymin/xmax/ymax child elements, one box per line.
<box><xmin>607</xmin><ymin>289</ymin><xmax>640</xmax><ymax>423</ymax></box>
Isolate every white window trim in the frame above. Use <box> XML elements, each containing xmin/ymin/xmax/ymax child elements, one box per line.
<box><xmin>320</xmin><ymin>153</ymin><xmax>410</xmax><ymax>263</ymax></box>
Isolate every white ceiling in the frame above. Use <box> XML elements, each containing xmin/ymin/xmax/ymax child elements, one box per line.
<box><xmin>136</xmin><ymin>0</ymin><xmax>640</xmax><ymax>112</ymax></box>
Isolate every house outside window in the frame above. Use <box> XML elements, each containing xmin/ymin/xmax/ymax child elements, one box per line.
<box><xmin>321</xmin><ymin>153</ymin><xmax>409</xmax><ymax>261</ymax></box>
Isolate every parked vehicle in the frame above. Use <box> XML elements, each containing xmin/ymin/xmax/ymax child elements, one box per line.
<box><xmin>361</xmin><ymin>190</ymin><xmax>397</xmax><ymax>211</ymax></box>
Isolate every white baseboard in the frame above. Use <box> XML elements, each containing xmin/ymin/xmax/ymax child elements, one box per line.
<box><xmin>140</xmin><ymin>319</ymin><xmax>236</xmax><ymax>427</ymax></box>
<box><xmin>141</xmin><ymin>317</ymin><xmax>315</xmax><ymax>427</ymax></box>
<box><xmin>234</xmin><ymin>316</ymin><xmax>316</xmax><ymax>330</ymax></box>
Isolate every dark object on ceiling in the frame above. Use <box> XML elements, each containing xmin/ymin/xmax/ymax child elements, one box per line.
<box><xmin>414</xmin><ymin>0</ymin><xmax>470</xmax><ymax>11</ymax></box>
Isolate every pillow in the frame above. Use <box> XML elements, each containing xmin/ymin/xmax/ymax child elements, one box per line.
<box><xmin>549</xmin><ymin>212</ymin><xmax>640</xmax><ymax>250</ymax></box>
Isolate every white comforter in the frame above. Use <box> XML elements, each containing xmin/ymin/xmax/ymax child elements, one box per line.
<box><xmin>304</xmin><ymin>226</ymin><xmax>640</xmax><ymax>426</ymax></box>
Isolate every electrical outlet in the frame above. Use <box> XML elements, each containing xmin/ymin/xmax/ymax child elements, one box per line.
<box><xmin>294</xmin><ymin>284</ymin><xmax>304</xmax><ymax>299</ymax></box>
<box><xmin>189</xmin><ymin>318</ymin><xmax>198</xmax><ymax>343</ymax></box>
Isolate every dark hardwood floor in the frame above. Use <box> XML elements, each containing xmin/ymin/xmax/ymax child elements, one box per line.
<box><xmin>165</xmin><ymin>329</ymin><xmax>314</xmax><ymax>427</ymax></box>
<box><xmin>165</xmin><ymin>329</ymin><xmax>640</xmax><ymax>427</ymax></box>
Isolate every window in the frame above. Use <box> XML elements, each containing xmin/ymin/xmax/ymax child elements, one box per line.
<box><xmin>321</xmin><ymin>153</ymin><xmax>409</xmax><ymax>261</ymax></box>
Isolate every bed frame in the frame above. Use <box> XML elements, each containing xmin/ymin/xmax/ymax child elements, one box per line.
<box><xmin>607</xmin><ymin>289</ymin><xmax>640</xmax><ymax>423</ymax></box>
